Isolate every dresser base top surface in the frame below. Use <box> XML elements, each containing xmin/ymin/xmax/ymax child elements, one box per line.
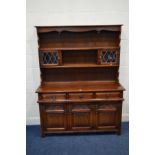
<box><xmin>36</xmin><ymin>81</ymin><xmax>125</xmax><ymax>93</ymax></box>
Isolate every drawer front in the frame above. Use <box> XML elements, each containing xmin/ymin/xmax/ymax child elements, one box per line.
<box><xmin>96</xmin><ymin>92</ymin><xmax>121</xmax><ymax>99</ymax></box>
<box><xmin>42</xmin><ymin>93</ymin><xmax>66</xmax><ymax>100</ymax></box>
<box><xmin>69</xmin><ymin>93</ymin><xmax>93</xmax><ymax>100</ymax></box>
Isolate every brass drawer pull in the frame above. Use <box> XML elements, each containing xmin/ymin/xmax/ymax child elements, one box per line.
<box><xmin>79</xmin><ymin>94</ymin><xmax>84</xmax><ymax>99</ymax></box>
<box><xmin>51</xmin><ymin>96</ymin><xmax>56</xmax><ymax>101</ymax></box>
<box><xmin>106</xmin><ymin>94</ymin><xmax>110</xmax><ymax>98</ymax></box>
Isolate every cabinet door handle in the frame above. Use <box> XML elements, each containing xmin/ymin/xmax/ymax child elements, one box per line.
<box><xmin>51</xmin><ymin>96</ymin><xmax>56</xmax><ymax>101</ymax></box>
<box><xmin>79</xmin><ymin>95</ymin><xmax>84</xmax><ymax>99</ymax></box>
<box><xmin>106</xmin><ymin>94</ymin><xmax>110</xmax><ymax>98</ymax></box>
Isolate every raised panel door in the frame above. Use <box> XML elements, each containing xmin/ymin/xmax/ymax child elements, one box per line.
<box><xmin>43</xmin><ymin>104</ymin><xmax>67</xmax><ymax>131</ymax></box>
<box><xmin>69</xmin><ymin>103</ymin><xmax>93</xmax><ymax>130</ymax></box>
<box><xmin>96</xmin><ymin>102</ymin><xmax>121</xmax><ymax>130</ymax></box>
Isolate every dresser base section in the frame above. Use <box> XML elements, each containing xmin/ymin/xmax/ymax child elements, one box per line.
<box><xmin>39</xmin><ymin>101</ymin><xmax>122</xmax><ymax>137</ymax></box>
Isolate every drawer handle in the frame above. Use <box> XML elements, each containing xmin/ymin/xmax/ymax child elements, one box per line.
<box><xmin>79</xmin><ymin>95</ymin><xmax>84</xmax><ymax>99</ymax></box>
<box><xmin>106</xmin><ymin>94</ymin><xmax>110</xmax><ymax>98</ymax></box>
<box><xmin>51</xmin><ymin>96</ymin><xmax>56</xmax><ymax>101</ymax></box>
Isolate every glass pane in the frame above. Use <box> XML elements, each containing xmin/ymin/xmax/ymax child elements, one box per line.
<box><xmin>101</xmin><ymin>50</ymin><xmax>117</xmax><ymax>64</ymax></box>
<box><xmin>42</xmin><ymin>51</ymin><xmax>58</xmax><ymax>64</ymax></box>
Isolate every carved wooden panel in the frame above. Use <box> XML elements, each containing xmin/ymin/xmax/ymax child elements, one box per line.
<box><xmin>45</xmin><ymin>104</ymin><xmax>64</xmax><ymax>112</ymax></box>
<box><xmin>45</xmin><ymin>113</ymin><xmax>66</xmax><ymax>130</ymax></box>
<box><xmin>70</xmin><ymin>104</ymin><xmax>92</xmax><ymax>130</ymax></box>
<box><xmin>44</xmin><ymin>104</ymin><xmax>67</xmax><ymax>130</ymax></box>
<box><xmin>96</xmin><ymin>104</ymin><xmax>119</xmax><ymax>128</ymax></box>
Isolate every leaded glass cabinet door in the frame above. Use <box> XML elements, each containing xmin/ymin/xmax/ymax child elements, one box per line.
<box><xmin>99</xmin><ymin>49</ymin><xmax>119</xmax><ymax>65</ymax></box>
<box><xmin>40</xmin><ymin>50</ymin><xmax>62</xmax><ymax>67</ymax></box>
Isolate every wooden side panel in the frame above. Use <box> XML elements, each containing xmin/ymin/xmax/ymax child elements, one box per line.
<box><xmin>39</xmin><ymin>104</ymin><xmax>46</xmax><ymax>137</ymax></box>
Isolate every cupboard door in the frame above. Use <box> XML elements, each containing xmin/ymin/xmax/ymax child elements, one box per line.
<box><xmin>96</xmin><ymin>102</ymin><xmax>121</xmax><ymax>129</ymax></box>
<box><xmin>44</xmin><ymin>104</ymin><xmax>67</xmax><ymax>131</ymax></box>
<box><xmin>70</xmin><ymin>103</ymin><xmax>93</xmax><ymax>130</ymax></box>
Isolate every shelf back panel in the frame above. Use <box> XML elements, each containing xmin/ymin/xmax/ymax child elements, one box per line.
<box><xmin>41</xmin><ymin>68</ymin><xmax>118</xmax><ymax>82</ymax></box>
<box><xmin>62</xmin><ymin>50</ymin><xmax>97</xmax><ymax>64</ymax></box>
<box><xmin>38</xmin><ymin>31</ymin><xmax>120</xmax><ymax>49</ymax></box>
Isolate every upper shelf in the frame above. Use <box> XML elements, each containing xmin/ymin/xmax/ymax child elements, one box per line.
<box><xmin>39</xmin><ymin>47</ymin><xmax>119</xmax><ymax>51</ymax></box>
<box><xmin>41</xmin><ymin>64</ymin><xmax>119</xmax><ymax>68</ymax></box>
<box><xmin>38</xmin><ymin>28</ymin><xmax>120</xmax><ymax>49</ymax></box>
<box><xmin>36</xmin><ymin>25</ymin><xmax>122</xmax><ymax>33</ymax></box>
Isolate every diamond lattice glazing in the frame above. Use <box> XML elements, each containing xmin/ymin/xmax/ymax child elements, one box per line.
<box><xmin>43</xmin><ymin>51</ymin><xmax>58</xmax><ymax>64</ymax></box>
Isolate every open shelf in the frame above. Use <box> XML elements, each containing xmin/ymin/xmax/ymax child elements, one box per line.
<box><xmin>41</xmin><ymin>64</ymin><xmax>119</xmax><ymax>68</ymax></box>
<box><xmin>40</xmin><ymin>49</ymin><xmax>119</xmax><ymax>68</ymax></box>
<box><xmin>41</xmin><ymin>67</ymin><xmax>118</xmax><ymax>82</ymax></box>
<box><xmin>38</xmin><ymin>30</ymin><xmax>120</xmax><ymax>49</ymax></box>
<box><xmin>62</xmin><ymin>50</ymin><xmax>97</xmax><ymax>65</ymax></box>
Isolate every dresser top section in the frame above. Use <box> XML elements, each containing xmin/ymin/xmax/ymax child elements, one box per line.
<box><xmin>36</xmin><ymin>25</ymin><xmax>122</xmax><ymax>33</ymax></box>
<box><xmin>36</xmin><ymin>81</ymin><xmax>125</xmax><ymax>93</ymax></box>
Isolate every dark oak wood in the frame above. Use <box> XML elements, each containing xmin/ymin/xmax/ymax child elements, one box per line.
<box><xmin>35</xmin><ymin>25</ymin><xmax>125</xmax><ymax>137</ymax></box>
<box><xmin>36</xmin><ymin>25</ymin><xmax>122</xmax><ymax>33</ymax></box>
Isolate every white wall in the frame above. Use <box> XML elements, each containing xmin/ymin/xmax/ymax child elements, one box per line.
<box><xmin>26</xmin><ymin>0</ymin><xmax>129</xmax><ymax>125</ymax></box>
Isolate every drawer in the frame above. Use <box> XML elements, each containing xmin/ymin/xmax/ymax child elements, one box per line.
<box><xmin>69</xmin><ymin>93</ymin><xmax>93</xmax><ymax>100</ymax></box>
<box><xmin>41</xmin><ymin>93</ymin><xmax>66</xmax><ymax>100</ymax></box>
<box><xmin>96</xmin><ymin>92</ymin><xmax>121</xmax><ymax>99</ymax></box>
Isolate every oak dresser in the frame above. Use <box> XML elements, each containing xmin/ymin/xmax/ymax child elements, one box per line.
<box><xmin>35</xmin><ymin>25</ymin><xmax>125</xmax><ymax>137</ymax></box>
